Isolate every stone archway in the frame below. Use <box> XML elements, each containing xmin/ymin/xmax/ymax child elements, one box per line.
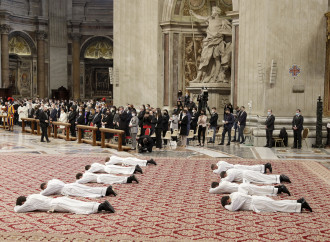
<box><xmin>80</xmin><ymin>36</ymin><xmax>113</xmax><ymax>100</ymax></box>
<box><xmin>8</xmin><ymin>31</ymin><xmax>37</xmax><ymax>96</ymax></box>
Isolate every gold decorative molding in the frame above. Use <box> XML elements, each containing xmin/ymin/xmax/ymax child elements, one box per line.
<box><xmin>84</xmin><ymin>41</ymin><xmax>113</xmax><ymax>59</ymax></box>
<box><xmin>9</xmin><ymin>36</ymin><xmax>32</xmax><ymax>56</ymax></box>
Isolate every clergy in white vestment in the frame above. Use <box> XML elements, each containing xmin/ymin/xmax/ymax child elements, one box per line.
<box><xmin>76</xmin><ymin>172</ymin><xmax>139</xmax><ymax>184</ymax></box>
<box><xmin>220</xmin><ymin>169</ymin><xmax>291</xmax><ymax>184</ymax></box>
<box><xmin>104</xmin><ymin>155</ymin><xmax>157</xmax><ymax>167</ymax></box>
<box><xmin>221</xmin><ymin>192</ymin><xmax>312</xmax><ymax>213</ymax></box>
<box><xmin>209</xmin><ymin>181</ymin><xmax>290</xmax><ymax>196</ymax></box>
<box><xmin>40</xmin><ymin>179</ymin><xmax>117</xmax><ymax>198</ymax></box>
<box><xmin>86</xmin><ymin>163</ymin><xmax>142</xmax><ymax>175</ymax></box>
<box><xmin>14</xmin><ymin>194</ymin><xmax>115</xmax><ymax>214</ymax></box>
<box><xmin>211</xmin><ymin>161</ymin><xmax>272</xmax><ymax>174</ymax></box>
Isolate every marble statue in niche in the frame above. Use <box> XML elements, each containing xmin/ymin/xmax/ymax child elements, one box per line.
<box><xmin>190</xmin><ymin>6</ymin><xmax>232</xmax><ymax>83</ymax></box>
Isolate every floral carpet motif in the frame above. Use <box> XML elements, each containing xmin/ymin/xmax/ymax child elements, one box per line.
<box><xmin>0</xmin><ymin>154</ymin><xmax>329</xmax><ymax>241</ymax></box>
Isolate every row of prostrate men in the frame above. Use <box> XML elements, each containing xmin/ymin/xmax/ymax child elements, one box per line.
<box><xmin>14</xmin><ymin>156</ymin><xmax>157</xmax><ymax>214</ymax></box>
<box><xmin>209</xmin><ymin>161</ymin><xmax>313</xmax><ymax>213</ymax></box>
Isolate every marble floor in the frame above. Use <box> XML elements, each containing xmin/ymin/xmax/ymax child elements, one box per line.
<box><xmin>0</xmin><ymin>126</ymin><xmax>329</xmax><ymax>169</ymax></box>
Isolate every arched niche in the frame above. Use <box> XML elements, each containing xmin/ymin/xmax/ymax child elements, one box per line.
<box><xmin>80</xmin><ymin>36</ymin><xmax>113</xmax><ymax>99</ymax></box>
<box><xmin>8</xmin><ymin>31</ymin><xmax>37</xmax><ymax>96</ymax></box>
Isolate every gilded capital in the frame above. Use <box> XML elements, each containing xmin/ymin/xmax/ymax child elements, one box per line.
<box><xmin>36</xmin><ymin>31</ymin><xmax>47</xmax><ymax>40</ymax></box>
<box><xmin>0</xmin><ymin>24</ymin><xmax>11</xmax><ymax>34</ymax></box>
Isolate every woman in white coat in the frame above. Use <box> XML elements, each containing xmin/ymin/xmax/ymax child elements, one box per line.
<box><xmin>18</xmin><ymin>103</ymin><xmax>28</xmax><ymax>126</ymax></box>
<box><xmin>58</xmin><ymin>108</ymin><xmax>68</xmax><ymax>133</ymax></box>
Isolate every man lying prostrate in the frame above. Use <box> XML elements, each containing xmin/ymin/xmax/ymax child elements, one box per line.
<box><xmin>104</xmin><ymin>155</ymin><xmax>157</xmax><ymax>167</ymax></box>
<box><xmin>14</xmin><ymin>194</ymin><xmax>115</xmax><ymax>214</ymax></box>
<box><xmin>40</xmin><ymin>179</ymin><xmax>117</xmax><ymax>198</ymax></box>
<box><xmin>76</xmin><ymin>172</ymin><xmax>139</xmax><ymax>184</ymax></box>
<box><xmin>220</xmin><ymin>169</ymin><xmax>291</xmax><ymax>184</ymax></box>
<box><xmin>221</xmin><ymin>192</ymin><xmax>312</xmax><ymax>213</ymax></box>
<box><xmin>209</xmin><ymin>181</ymin><xmax>290</xmax><ymax>196</ymax></box>
<box><xmin>211</xmin><ymin>161</ymin><xmax>272</xmax><ymax>175</ymax></box>
<box><xmin>86</xmin><ymin>163</ymin><xmax>143</xmax><ymax>174</ymax></box>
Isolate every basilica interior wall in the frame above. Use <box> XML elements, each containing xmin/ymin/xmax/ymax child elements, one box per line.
<box><xmin>113</xmin><ymin>0</ymin><xmax>164</xmax><ymax>107</ymax></box>
<box><xmin>238</xmin><ymin>0</ymin><xmax>328</xmax><ymax>117</ymax></box>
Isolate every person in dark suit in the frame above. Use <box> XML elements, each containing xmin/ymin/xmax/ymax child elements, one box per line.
<box><xmin>102</xmin><ymin>108</ymin><xmax>114</xmax><ymax>142</ymax></box>
<box><xmin>50</xmin><ymin>104</ymin><xmax>58</xmax><ymax>122</ymax></box>
<box><xmin>208</xmin><ymin>107</ymin><xmax>218</xmax><ymax>143</ymax></box>
<box><xmin>162</xmin><ymin>109</ymin><xmax>170</xmax><ymax>145</ymax></box>
<box><xmin>92</xmin><ymin>108</ymin><xmax>102</xmax><ymax>141</ymax></box>
<box><xmin>138</xmin><ymin>135</ymin><xmax>154</xmax><ymax>153</ymax></box>
<box><xmin>154</xmin><ymin>108</ymin><xmax>163</xmax><ymax>149</ymax></box>
<box><xmin>219</xmin><ymin>108</ymin><xmax>234</xmax><ymax>145</ymax></box>
<box><xmin>68</xmin><ymin>106</ymin><xmax>77</xmax><ymax>137</ymax></box>
<box><xmin>237</xmin><ymin>106</ymin><xmax>247</xmax><ymax>144</ymax></box>
<box><xmin>265</xmin><ymin>109</ymin><xmax>275</xmax><ymax>148</ymax></box>
<box><xmin>292</xmin><ymin>109</ymin><xmax>304</xmax><ymax>149</ymax></box>
<box><xmin>232</xmin><ymin>106</ymin><xmax>241</xmax><ymax>142</ymax></box>
<box><xmin>118</xmin><ymin>107</ymin><xmax>128</xmax><ymax>145</ymax></box>
<box><xmin>76</xmin><ymin>110</ymin><xmax>85</xmax><ymax>138</ymax></box>
<box><xmin>179</xmin><ymin>110</ymin><xmax>189</xmax><ymax>147</ymax></box>
<box><xmin>39</xmin><ymin>107</ymin><xmax>50</xmax><ymax>143</ymax></box>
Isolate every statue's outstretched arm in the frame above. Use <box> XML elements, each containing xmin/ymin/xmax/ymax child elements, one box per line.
<box><xmin>189</xmin><ymin>10</ymin><xmax>208</xmax><ymax>21</ymax></box>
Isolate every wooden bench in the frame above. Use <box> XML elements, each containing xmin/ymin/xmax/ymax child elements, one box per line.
<box><xmin>51</xmin><ymin>121</ymin><xmax>75</xmax><ymax>141</ymax></box>
<box><xmin>0</xmin><ymin>115</ymin><xmax>8</xmax><ymax>129</ymax></box>
<box><xmin>76</xmin><ymin>125</ymin><xmax>99</xmax><ymax>146</ymax></box>
<box><xmin>99</xmin><ymin>128</ymin><xmax>131</xmax><ymax>151</ymax></box>
<box><xmin>21</xmin><ymin>118</ymin><xmax>38</xmax><ymax>134</ymax></box>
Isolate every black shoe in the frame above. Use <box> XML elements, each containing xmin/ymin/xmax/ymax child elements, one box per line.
<box><xmin>268</xmin><ymin>146</ymin><xmax>272</xmax><ymax>148</ymax></box>
<box><xmin>280</xmin><ymin>185</ymin><xmax>291</xmax><ymax>196</ymax></box>
<box><xmin>226</xmin><ymin>143</ymin><xmax>230</xmax><ymax>146</ymax></box>
<box><xmin>231</xmin><ymin>139</ymin><xmax>236</xmax><ymax>142</ymax></box>
<box><xmin>106</xmin><ymin>185</ymin><xmax>117</xmax><ymax>197</ymax></box>
<box><xmin>297</xmin><ymin>197</ymin><xmax>306</xmax><ymax>204</ymax></box>
<box><xmin>291</xmin><ymin>146</ymin><xmax>297</xmax><ymax>149</ymax></box>
<box><xmin>196</xmin><ymin>143</ymin><xmax>201</xmax><ymax>146</ymax></box>
<box><xmin>127</xmin><ymin>175</ymin><xmax>139</xmax><ymax>184</ymax></box>
<box><xmin>40</xmin><ymin>140</ymin><xmax>45</xmax><ymax>142</ymax></box>
<box><xmin>218</xmin><ymin>143</ymin><xmax>224</xmax><ymax>145</ymax></box>
<box><xmin>280</xmin><ymin>174</ymin><xmax>291</xmax><ymax>183</ymax></box>
<box><xmin>301</xmin><ymin>200</ymin><xmax>312</xmax><ymax>212</ymax></box>
<box><xmin>147</xmin><ymin>159</ymin><xmax>157</xmax><ymax>165</ymax></box>
<box><xmin>98</xmin><ymin>200</ymin><xmax>115</xmax><ymax>213</ymax></box>
<box><xmin>207</xmin><ymin>141</ymin><xmax>214</xmax><ymax>143</ymax></box>
<box><xmin>47</xmin><ymin>140</ymin><xmax>50</xmax><ymax>143</ymax></box>
<box><xmin>134</xmin><ymin>165</ymin><xmax>143</xmax><ymax>174</ymax></box>
<box><xmin>264</xmin><ymin>163</ymin><xmax>272</xmax><ymax>173</ymax></box>
<box><xmin>264</xmin><ymin>145</ymin><xmax>269</xmax><ymax>147</ymax></box>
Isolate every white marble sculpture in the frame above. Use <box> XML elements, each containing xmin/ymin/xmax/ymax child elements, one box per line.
<box><xmin>190</xmin><ymin>7</ymin><xmax>232</xmax><ymax>83</ymax></box>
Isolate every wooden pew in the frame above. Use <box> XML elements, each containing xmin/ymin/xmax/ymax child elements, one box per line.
<box><xmin>51</xmin><ymin>121</ymin><xmax>74</xmax><ymax>141</ymax></box>
<box><xmin>99</xmin><ymin>128</ymin><xmax>131</xmax><ymax>151</ymax></box>
<box><xmin>21</xmin><ymin>118</ymin><xmax>37</xmax><ymax>134</ymax></box>
<box><xmin>0</xmin><ymin>115</ymin><xmax>8</xmax><ymax>130</ymax></box>
<box><xmin>76</xmin><ymin>125</ymin><xmax>98</xmax><ymax>146</ymax></box>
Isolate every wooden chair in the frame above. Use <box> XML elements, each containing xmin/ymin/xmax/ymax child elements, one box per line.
<box><xmin>302</xmin><ymin>128</ymin><xmax>309</xmax><ymax>149</ymax></box>
<box><xmin>162</xmin><ymin>131</ymin><xmax>172</xmax><ymax>148</ymax></box>
<box><xmin>273</xmin><ymin>137</ymin><xmax>284</xmax><ymax>147</ymax></box>
<box><xmin>171</xmin><ymin>129</ymin><xmax>179</xmax><ymax>140</ymax></box>
<box><xmin>243</xmin><ymin>127</ymin><xmax>253</xmax><ymax>144</ymax></box>
<box><xmin>206</xmin><ymin>129</ymin><xmax>215</xmax><ymax>146</ymax></box>
<box><xmin>215</xmin><ymin>126</ymin><xmax>223</xmax><ymax>143</ymax></box>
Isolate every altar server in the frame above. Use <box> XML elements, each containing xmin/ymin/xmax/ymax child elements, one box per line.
<box><xmin>15</xmin><ymin>194</ymin><xmax>115</xmax><ymax>214</ymax></box>
<box><xmin>86</xmin><ymin>163</ymin><xmax>142</xmax><ymax>175</ymax></box>
<box><xmin>76</xmin><ymin>172</ymin><xmax>139</xmax><ymax>184</ymax></box>
<box><xmin>105</xmin><ymin>155</ymin><xmax>157</xmax><ymax>167</ymax></box>
<box><xmin>40</xmin><ymin>179</ymin><xmax>117</xmax><ymax>198</ymax></box>
<box><xmin>220</xmin><ymin>169</ymin><xmax>291</xmax><ymax>184</ymax></box>
<box><xmin>209</xmin><ymin>181</ymin><xmax>290</xmax><ymax>196</ymax></box>
<box><xmin>221</xmin><ymin>192</ymin><xmax>312</xmax><ymax>213</ymax></box>
<box><xmin>211</xmin><ymin>160</ymin><xmax>272</xmax><ymax>174</ymax></box>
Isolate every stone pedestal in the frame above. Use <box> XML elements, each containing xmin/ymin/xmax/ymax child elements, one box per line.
<box><xmin>0</xmin><ymin>24</ymin><xmax>11</xmax><ymax>88</ymax></box>
<box><xmin>187</xmin><ymin>82</ymin><xmax>231</xmax><ymax>118</ymax></box>
<box><xmin>72</xmin><ymin>33</ymin><xmax>81</xmax><ymax>100</ymax></box>
<box><xmin>36</xmin><ymin>31</ymin><xmax>46</xmax><ymax>98</ymax></box>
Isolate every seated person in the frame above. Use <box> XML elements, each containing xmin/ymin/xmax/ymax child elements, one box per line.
<box><xmin>76</xmin><ymin>172</ymin><xmax>139</xmax><ymax>184</ymax></box>
<box><xmin>15</xmin><ymin>194</ymin><xmax>115</xmax><ymax>214</ymax></box>
<box><xmin>138</xmin><ymin>135</ymin><xmax>154</xmax><ymax>153</ymax></box>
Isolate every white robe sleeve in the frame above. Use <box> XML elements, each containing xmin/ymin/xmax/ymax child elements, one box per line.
<box><xmin>222</xmin><ymin>171</ymin><xmax>236</xmax><ymax>182</ymax></box>
<box><xmin>225</xmin><ymin>193</ymin><xmax>248</xmax><ymax>211</ymax></box>
<box><xmin>40</xmin><ymin>179</ymin><xmax>65</xmax><ymax>196</ymax></box>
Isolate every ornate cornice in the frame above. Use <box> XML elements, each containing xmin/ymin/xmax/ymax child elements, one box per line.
<box><xmin>0</xmin><ymin>24</ymin><xmax>11</xmax><ymax>34</ymax></box>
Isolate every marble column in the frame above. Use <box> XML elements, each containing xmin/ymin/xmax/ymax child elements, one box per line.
<box><xmin>0</xmin><ymin>24</ymin><xmax>11</xmax><ymax>88</ymax></box>
<box><xmin>324</xmin><ymin>12</ymin><xmax>330</xmax><ymax>116</ymax></box>
<box><xmin>72</xmin><ymin>34</ymin><xmax>81</xmax><ymax>100</ymax></box>
<box><xmin>36</xmin><ymin>31</ymin><xmax>46</xmax><ymax>98</ymax></box>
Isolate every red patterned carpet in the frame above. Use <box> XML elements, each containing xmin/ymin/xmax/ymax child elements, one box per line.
<box><xmin>0</xmin><ymin>154</ymin><xmax>329</xmax><ymax>241</ymax></box>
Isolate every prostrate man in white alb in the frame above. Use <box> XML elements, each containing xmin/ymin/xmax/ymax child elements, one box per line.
<box><xmin>14</xmin><ymin>194</ymin><xmax>115</xmax><ymax>214</ymax></box>
<box><xmin>40</xmin><ymin>179</ymin><xmax>117</xmax><ymax>198</ymax></box>
<box><xmin>221</xmin><ymin>192</ymin><xmax>312</xmax><ymax>213</ymax></box>
<box><xmin>209</xmin><ymin>181</ymin><xmax>290</xmax><ymax>196</ymax></box>
<box><xmin>104</xmin><ymin>155</ymin><xmax>157</xmax><ymax>167</ymax></box>
<box><xmin>220</xmin><ymin>169</ymin><xmax>291</xmax><ymax>184</ymax></box>
<box><xmin>85</xmin><ymin>163</ymin><xmax>143</xmax><ymax>174</ymax></box>
<box><xmin>211</xmin><ymin>160</ymin><xmax>272</xmax><ymax>174</ymax></box>
<box><xmin>76</xmin><ymin>172</ymin><xmax>139</xmax><ymax>184</ymax></box>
